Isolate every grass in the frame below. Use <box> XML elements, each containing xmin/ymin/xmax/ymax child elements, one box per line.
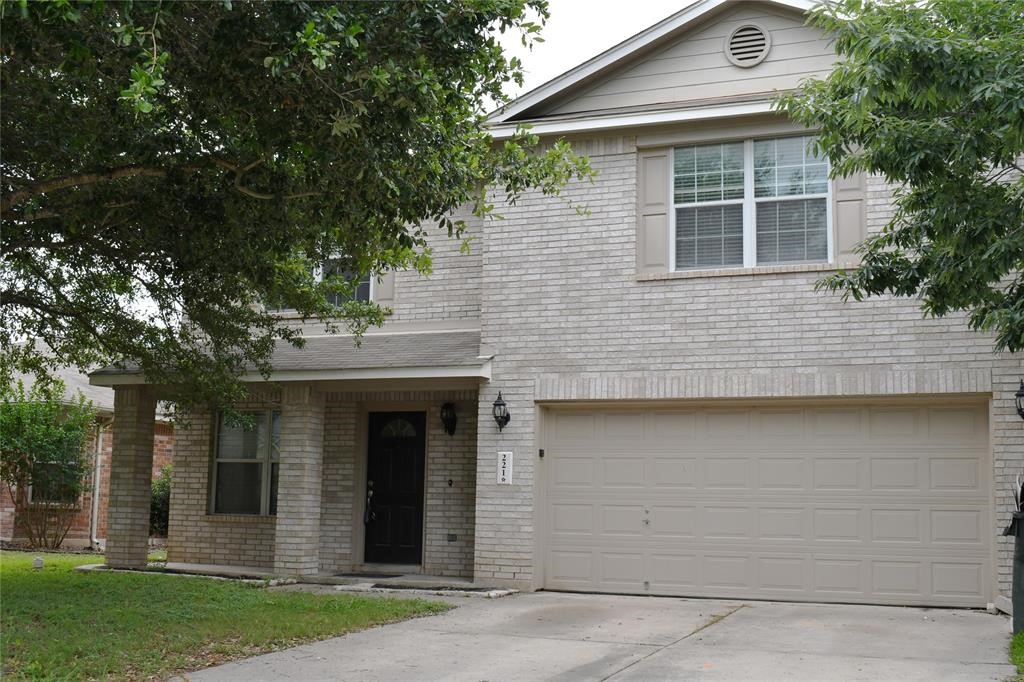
<box><xmin>1012</xmin><ymin>631</ymin><xmax>1024</xmax><ymax>679</ymax></box>
<box><xmin>0</xmin><ymin>550</ymin><xmax>449</xmax><ymax>680</ymax></box>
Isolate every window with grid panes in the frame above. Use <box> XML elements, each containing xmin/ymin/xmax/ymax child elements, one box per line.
<box><xmin>211</xmin><ymin>410</ymin><xmax>280</xmax><ymax>515</ymax></box>
<box><xmin>264</xmin><ymin>260</ymin><xmax>371</xmax><ymax>312</ymax></box>
<box><xmin>673</xmin><ymin>135</ymin><xmax>829</xmax><ymax>270</ymax></box>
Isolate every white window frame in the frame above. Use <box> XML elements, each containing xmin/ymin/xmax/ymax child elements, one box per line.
<box><xmin>318</xmin><ymin>263</ymin><xmax>374</xmax><ymax>307</ymax></box>
<box><xmin>209</xmin><ymin>409</ymin><xmax>280</xmax><ymax>516</ymax></box>
<box><xmin>264</xmin><ymin>266</ymin><xmax>374</xmax><ymax>313</ymax></box>
<box><xmin>669</xmin><ymin>135</ymin><xmax>833</xmax><ymax>271</ymax></box>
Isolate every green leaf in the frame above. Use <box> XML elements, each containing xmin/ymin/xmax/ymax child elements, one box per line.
<box><xmin>776</xmin><ymin>0</ymin><xmax>1024</xmax><ymax>351</ymax></box>
<box><xmin>0</xmin><ymin>0</ymin><xmax>591</xmax><ymax>412</ymax></box>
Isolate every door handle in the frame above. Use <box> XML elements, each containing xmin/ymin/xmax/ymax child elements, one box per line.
<box><xmin>363</xmin><ymin>482</ymin><xmax>376</xmax><ymax>524</ymax></box>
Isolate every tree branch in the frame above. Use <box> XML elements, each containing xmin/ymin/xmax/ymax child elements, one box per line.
<box><xmin>232</xmin><ymin>185</ymin><xmax>321</xmax><ymax>200</ymax></box>
<box><xmin>2</xmin><ymin>288</ymin><xmax>120</xmax><ymax>359</ymax></box>
<box><xmin>214</xmin><ymin>157</ymin><xmax>320</xmax><ymax>200</ymax></box>
<box><xmin>1</xmin><ymin>166</ymin><xmax>184</xmax><ymax>214</ymax></box>
<box><xmin>1</xmin><ymin>160</ymin><xmax>319</xmax><ymax>214</ymax></box>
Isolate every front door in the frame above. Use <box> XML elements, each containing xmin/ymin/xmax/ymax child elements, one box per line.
<box><xmin>364</xmin><ymin>412</ymin><xmax>425</xmax><ymax>564</ymax></box>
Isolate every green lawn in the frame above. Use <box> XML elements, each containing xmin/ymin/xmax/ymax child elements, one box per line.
<box><xmin>0</xmin><ymin>551</ymin><xmax>449</xmax><ymax>680</ymax></box>
<box><xmin>1012</xmin><ymin>631</ymin><xmax>1024</xmax><ymax>679</ymax></box>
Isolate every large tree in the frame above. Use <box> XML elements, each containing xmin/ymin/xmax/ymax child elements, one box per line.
<box><xmin>0</xmin><ymin>0</ymin><xmax>590</xmax><ymax>409</ymax></box>
<box><xmin>778</xmin><ymin>0</ymin><xmax>1024</xmax><ymax>350</ymax></box>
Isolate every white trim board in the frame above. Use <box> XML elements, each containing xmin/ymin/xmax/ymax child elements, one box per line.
<box><xmin>487</xmin><ymin>0</ymin><xmax>815</xmax><ymax>124</ymax></box>
<box><xmin>489</xmin><ymin>101</ymin><xmax>774</xmax><ymax>139</ymax></box>
<box><xmin>89</xmin><ymin>361</ymin><xmax>493</xmax><ymax>387</ymax></box>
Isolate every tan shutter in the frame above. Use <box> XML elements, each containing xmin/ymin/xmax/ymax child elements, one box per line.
<box><xmin>637</xmin><ymin>148</ymin><xmax>671</xmax><ymax>275</ymax></box>
<box><xmin>833</xmin><ymin>171</ymin><xmax>867</xmax><ymax>267</ymax></box>
<box><xmin>374</xmin><ymin>271</ymin><xmax>396</xmax><ymax>307</ymax></box>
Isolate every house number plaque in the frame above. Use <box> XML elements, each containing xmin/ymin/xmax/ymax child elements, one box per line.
<box><xmin>497</xmin><ymin>451</ymin><xmax>513</xmax><ymax>485</ymax></box>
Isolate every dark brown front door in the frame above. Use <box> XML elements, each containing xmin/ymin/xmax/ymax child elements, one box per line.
<box><xmin>364</xmin><ymin>412</ymin><xmax>425</xmax><ymax>564</ymax></box>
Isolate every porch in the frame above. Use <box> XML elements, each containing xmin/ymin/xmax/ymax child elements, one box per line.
<box><xmin>90</xmin><ymin>330</ymin><xmax>489</xmax><ymax>579</ymax></box>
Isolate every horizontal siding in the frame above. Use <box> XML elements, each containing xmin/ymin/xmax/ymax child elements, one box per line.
<box><xmin>549</xmin><ymin>3</ymin><xmax>834</xmax><ymax>116</ymax></box>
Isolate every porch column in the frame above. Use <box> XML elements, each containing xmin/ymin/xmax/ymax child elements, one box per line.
<box><xmin>106</xmin><ymin>385</ymin><xmax>156</xmax><ymax>568</ymax></box>
<box><xmin>274</xmin><ymin>384</ymin><xmax>325</xmax><ymax>575</ymax></box>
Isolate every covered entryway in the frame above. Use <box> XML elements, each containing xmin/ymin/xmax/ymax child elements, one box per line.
<box><xmin>540</xmin><ymin>399</ymin><xmax>992</xmax><ymax>607</ymax></box>
<box><xmin>364</xmin><ymin>411</ymin><xmax>427</xmax><ymax>564</ymax></box>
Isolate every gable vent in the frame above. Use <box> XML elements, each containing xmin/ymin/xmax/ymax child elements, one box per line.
<box><xmin>725</xmin><ymin>24</ymin><xmax>771</xmax><ymax>67</ymax></box>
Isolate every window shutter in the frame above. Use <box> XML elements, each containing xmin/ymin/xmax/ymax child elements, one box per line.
<box><xmin>374</xmin><ymin>271</ymin><xmax>396</xmax><ymax>307</ymax></box>
<box><xmin>833</xmin><ymin>171</ymin><xmax>867</xmax><ymax>267</ymax></box>
<box><xmin>637</xmin><ymin>148</ymin><xmax>671</xmax><ymax>275</ymax></box>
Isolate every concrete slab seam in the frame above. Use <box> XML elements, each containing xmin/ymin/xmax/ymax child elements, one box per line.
<box><xmin>599</xmin><ymin>604</ymin><xmax>748</xmax><ymax>681</ymax></box>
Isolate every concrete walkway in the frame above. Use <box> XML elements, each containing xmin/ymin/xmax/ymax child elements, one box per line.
<box><xmin>184</xmin><ymin>591</ymin><xmax>1013</xmax><ymax>681</ymax></box>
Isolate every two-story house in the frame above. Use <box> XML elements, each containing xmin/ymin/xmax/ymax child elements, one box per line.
<box><xmin>91</xmin><ymin>0</ymin><xmax>1017</xmax><ymax>612</ymax></box>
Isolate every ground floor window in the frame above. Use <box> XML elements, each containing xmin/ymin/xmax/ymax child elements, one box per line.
<box><xmin>28</xmin><ymin>462</ymin><xmax>81</xmax><ymax>505</ymax></box>
<box><xmin>211</xmin><ymin>410</ymin><xmax>280</xmax><ymax>515</ymax></box>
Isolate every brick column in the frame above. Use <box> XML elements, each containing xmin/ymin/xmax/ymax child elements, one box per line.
<box><xmin>106</xmin><ymin>385</ymin><xmax>156</xmax><ymax>568</ymax></box>
<box><xmin>473</xmin><ymin>382</ymin><xmax>536</xmax><ymax>591</ymax></box>
<box><xmin>274</xmin><ymin>384</ymin><xmax>324</xmax><ymax>575</ymax></box>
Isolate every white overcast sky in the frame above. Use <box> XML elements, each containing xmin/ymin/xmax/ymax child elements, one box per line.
<box><xmin>498</xmin><ymin>0</ymin><xmax>698</xmax><ymax>100</ymax></box>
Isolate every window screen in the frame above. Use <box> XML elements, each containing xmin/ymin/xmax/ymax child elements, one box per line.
<box><xmin>672</xmin><ymin>135</ymin><xmax>830</xmax><ymax>270</ymax></box>
<box><xmin>214</xmin><ymin>462</ymin><xmax>262</xmax><ymax>514</ymax></box>
<box><xmin>213</xmin><ymin>410</ymin><xmax>280</xmax><ymax>515</ymax></box>
<box><xmin>756</xmin><ymin>198</ymin><xmax>828</xmax><ymax>264</ymax></box>
<box><xmin>675</xmin><ymin>204</ymin><xmax>744</xmax><ymax>269</ymax></box>
<box><xmin>674</xmin><ymin>141</ymin><xmax>746</xmax><ymax>269</ymax></box>
<box><xmin>753</xmin><ymin>136</ymin><xmax>828</xmax><ymax>264</ymax></box>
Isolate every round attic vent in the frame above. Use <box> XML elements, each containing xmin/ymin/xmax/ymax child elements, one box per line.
<box><xmin>725</xmin><ymin>24</ymin><xmax>771</xmax><ymax>67</ymax></box>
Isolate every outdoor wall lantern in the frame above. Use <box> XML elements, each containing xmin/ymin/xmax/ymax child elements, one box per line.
<box><xmin>492</xmin><ymin>392</ymin><xmax>511</xmax><ymax>431</ymax></box>
<box><xmin>440</xmin><ymin>402</ymin><xmax>457</xmax><ymax>436</ymax></box>
<box><xmin>1016</xmin><ymin>380</ymin><xmax>1024</xmax><ymax>420</ymax></box>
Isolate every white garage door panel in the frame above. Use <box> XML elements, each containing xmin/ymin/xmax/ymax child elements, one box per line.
<box><xmin>542</xmin><ymin>403</ymin><xmax>991</xmax><ymax>607</ymax></box>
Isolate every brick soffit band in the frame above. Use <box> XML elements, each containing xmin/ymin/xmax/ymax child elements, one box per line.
<box><xmin>534</xmin><ymin>369</ymin><xmax>994</xmax><ymax>402</ymax></box>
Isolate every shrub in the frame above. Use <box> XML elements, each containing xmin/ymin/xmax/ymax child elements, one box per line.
<box><xmin>0</xmin><ymin>379</ymin><xmax>96</xmax><ymax>548</ymax></box>
<box><xmin>150</xmin><ymin>465</ymin><xmax>172</xmax><ymax>537</ymax></box>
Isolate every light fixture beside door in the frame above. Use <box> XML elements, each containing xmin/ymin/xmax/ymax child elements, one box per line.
<box><xmin>492</xmin><ymin>392</ymin><xmax>510</xmax><ymax>431</ymax></box>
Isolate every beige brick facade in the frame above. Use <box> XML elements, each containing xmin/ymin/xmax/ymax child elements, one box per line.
<box><xmin>167</xmin><ymin>393</ymin><xmax>279</xmax><ymax>568</ymax></box>
<box><xmin>106</xmin><ymin>385</ymin><xmax>157</xmax><ymax>568</ymax></box>
<box><xmin>274</xmin><ymin>385</ymin><xmax>325</xmax><ymax>575</ymax></box>
<box><xmin>470</xmin><ymin>135</ymin><xmax>1021</xmax><ymax>599</ymax></box>
<box><xmin>95</xmin><ymin>0</ymin><xmax>1020</xmax><ymax>610</ymax></box>
<box><xmin>165</xmin><ymin>388</ymin><xmax>477</xmax><ymax>578</ymax></box>
<box><xmin>148</xmin><ymin>137</ymin><xmax>1020</xmax><ymax>603</ymax></box>
<box><xmin>111</xmin><ymin>135</ymin><xmax>1021</xmax><ymax>605</ymax></box>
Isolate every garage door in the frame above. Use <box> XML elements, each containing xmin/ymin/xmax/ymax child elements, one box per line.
<box><xmin>542</xmin><ymin>401</ymin><xmax>992</xmax><ymax>607</ymax></box>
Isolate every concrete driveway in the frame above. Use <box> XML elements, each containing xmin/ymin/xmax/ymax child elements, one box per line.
<box><xmin>185</xmin><ymin>591</ymin><xmax>1013</xmax><ymax>681</ymax></box>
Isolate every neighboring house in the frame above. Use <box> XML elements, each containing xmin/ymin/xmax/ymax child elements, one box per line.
<box><xmin>0</xmin><ymin>366</ymin><xmax>174</xmax><ymax>548</ymax></box>
<box><xmin>90</xmin><ymin>0</ymin><xmax>1016</xmax><ymax>612</ymax></box>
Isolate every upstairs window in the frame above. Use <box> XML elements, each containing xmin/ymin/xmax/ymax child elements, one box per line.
<box><xmin>264</xmin><ymin>260</ymin><xmax>371</xmax><ymax>312</ymax></box>
<box><xmin>672</xmin><ymin>135</ymin><xmax>829</xmax><ymax>270</ymax></box>
<box><xmin>321</xmin><ymin>258</ymin><xmax>371</xmax><ymax>307</ymax></box>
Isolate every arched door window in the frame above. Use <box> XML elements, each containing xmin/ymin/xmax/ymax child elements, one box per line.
<box><xmin>380</xmin><ymin>418</ymin><xmax>417</xmax><ymax>439</ymax></box>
